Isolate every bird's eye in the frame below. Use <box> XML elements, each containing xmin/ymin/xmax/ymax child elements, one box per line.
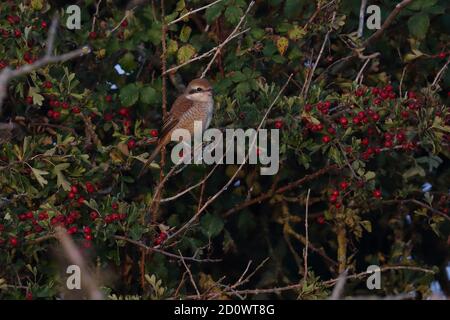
<box><xmin>196</xmin><ymin>87</ymin><xmax>203</xmax><ymax>92</ymax></box>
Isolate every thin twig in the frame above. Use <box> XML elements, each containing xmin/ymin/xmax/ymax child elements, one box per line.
<box><xmin>168</xmin><ymin>0</ymin><xmax>225</xmax><ymax>26</ymax></box>
<box><xmin>357</xmin><ymin>0</ymin><xmax>368</xmax><ymax>38</ymax></box>
<box><xmin>178</xmin><ymin>250</ymin><xmax>201</xmax><ymax>298</ymax></box>
<box><xmin>303</xmin><ymin>189</ymin><xmax>310</xmax><ymax>283</ymax></box>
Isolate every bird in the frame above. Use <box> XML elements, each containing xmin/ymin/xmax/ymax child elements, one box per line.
<box><xmin>138</xmin><ymin>78</ymin><xmax>214</xmax><ymax>177</ymax></box>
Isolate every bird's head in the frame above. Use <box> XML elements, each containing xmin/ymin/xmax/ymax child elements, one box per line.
<box><xmin>184</xmin><ymin>78</ymin><xmax>213</xmax><ymax>102</ymax></box>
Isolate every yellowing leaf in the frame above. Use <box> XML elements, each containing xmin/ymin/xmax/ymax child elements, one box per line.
<box><xmin>29</xmin><ymin>87</ymin><xmax>44</xmax><ymax>106</ymax></box>
<box><xmin>276</xmin><ymin>37</ymin><xmax>289</xmax><ymax>56</ymax></box>
<box><xmin>288</xmin><ymin>26</ymin><xmax>306</xmax><ymax>41</ymax></box>
<box><xmin>31</xmin><ymin>167</ymin><xmax>49</xmax><ymax>187</ymax></box>
<box><xmin>177</xmin><ymin>44</ymin><xmax>196</xmax><ymax>64</ymax></box>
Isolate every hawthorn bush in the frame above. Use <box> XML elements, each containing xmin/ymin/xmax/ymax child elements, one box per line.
<box><xmin>0</xmin><ymin>0</ymin><xmax>449</xmax><ymax>299</ymax></box>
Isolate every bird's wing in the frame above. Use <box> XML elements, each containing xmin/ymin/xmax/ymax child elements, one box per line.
<box><xmin>160</xmin><ymin>95</ymin><xmax>193</xmax><ymax>139</ymax></box>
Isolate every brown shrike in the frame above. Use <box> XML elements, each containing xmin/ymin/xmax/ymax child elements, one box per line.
<box><xmin>138</xmin><ymin>78</ymin><xmax>214</xmax><ymax>177</ymax></box>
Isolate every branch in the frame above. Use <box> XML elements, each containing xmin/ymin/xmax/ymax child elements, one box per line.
<box><xmin>168</xmin><ymin>0</ymin><xmax>225</xmax><ymax>26</ymax></box>
<box><xmin>363</xmin><ymin>0</ymin><xmax>413</xmax><ymax>47</ymax></box>
<box><xmin>114</xmin><ymin>235</ymin><xmax>221</xmax><ymax>263</ymax></box>
<box><xmin>223</xmin><ymin>164</ymin><xmax>338</xmax><ymax>217</ymax></box>
<box><xmin>357</xmin><ymin>0</ymin><xmax>368</xmax><ymax>38</ymax></box>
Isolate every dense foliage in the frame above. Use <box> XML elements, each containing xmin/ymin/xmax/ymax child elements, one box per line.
<box><xmin>0</xmin><ymin>0</ymin><xmax>449</xmax><ymax>299</ymax></box>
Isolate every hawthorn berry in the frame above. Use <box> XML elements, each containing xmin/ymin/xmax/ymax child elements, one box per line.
<box><xmin>339</xmin><ymin>181</ymin><xmax>349</xmax><ymax>190</ymax></box>
<box><xmin>317</xmin><ymin>216</ymin><xmax>325</xmax><ymax>224</ymax></box>
<box><xmin>118</xmin><ymin>107</ymin><xmax>129</xmax><ymax>117</ymax></box>
<box><xmin>438</xmin><ymin>52</ymin><xmax>446</xmax><ymax>59</ymax></box>
<box><xmin>105</xmin><ymin>95</ymin><xmax>113</xmax><ymax>102</ymax></box>
<box><xmin>339</xmin><ymin>117</ymin><xmax>348</xmax><ymax>126</ymax></box>
<box><xmin>43</xmin><ymin>81</ymin><xmax>52</xmax><ymax>89</ymax></box>
<box><xmin>274</xmin><ymin>120</ymin><xmax>283</xmax><ymax>129</ymax></box>
<box><xmin>85</xmin><ymin>182</ymin><xmax>95</xmax><ymax>193</ymax></box>
<box><xmin>13</xmin><ymin>29</ymin><xmax>22</xmax><ymax>38</ymax></box>
<box><xmin>72</xmin><ymin>106</ymin><xmax>81</xmax><ymax>114</ymax></box>
<box><xmin>90</xmin><ymin>211</ymin><xmax>99</xmax><ymax>220</ymax></box>
<box><xmin>127</xmin><ymin>139</ymin><xmax>136</xmax><ymax>149</ymax></box>
<box><xmin>10</xmin><ymin>237</ymin><xmax>18</xmax><ymax>247</ymax></box>
<box><xmin>41</xmin><ymin>21</ymin><xmax>48</xmax><ymax>29</ymax></box>
<box><xmin>67</xmin><ymin>226</ymin><xmax>77</xmax><ymax>234</ymax></box>
<box><xmin>70</xmin><ymin>185</ymin><xmax>79</xmax><ymax>194</ymax></box>
<box><xmin>121</xmin><ymin>19</ymin><xmax>128</xmax><ymax>28</ymax></box>
<box><xmin>77</xmin><ymin>196</ymin><xmax>85</xmax><ymax>205</ymax></box>
<box><xmin>89</xmin><ymin>31</ymin><xmax>97</xmax><ymax>39</ymax></box>
<box><xmin>150</xmin><ymin>129</ymin><xmax>158</xmax><ymax>137</ymax></box>
<box><xmin>373</xmin><ymin>189</ymin><xmax>382</xmax><ymax>198</ymax></box>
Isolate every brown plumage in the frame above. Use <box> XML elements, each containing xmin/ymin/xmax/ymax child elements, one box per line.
<box><xmin>138</xmin><ymin>78</ymin><xmax>214</xmax><ymax>177</ymax></box>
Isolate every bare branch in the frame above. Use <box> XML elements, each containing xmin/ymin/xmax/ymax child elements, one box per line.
<box><xmin>357</xmin><ymin>0</ymin><xmax>368</xmax><ymax>38</ymax></box>
<box><xmin>303</xmin><ymin>189</ymin><xmax>311</xmax><ymax>283</ymax></box>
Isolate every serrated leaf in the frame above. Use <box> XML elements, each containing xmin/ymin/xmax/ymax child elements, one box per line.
<box><xmin>177</xmin><ymin>44</ymin><xmax>196</xmax><ymax>64</ymax></box>
<box><xmin>225</xmin><ymin>6</ymin><xmax>243</xmax><ymax>25</ymax></box>
<box><xmin>205</xmin><ymin>3</ymin><xmax>225</xmax><ymax>24</ymax></box>
<box><xmin>276</xmin><ymin>36</ymin><xmax>289</xmax><ymax>56</ymax></box>
<box><xmin>408</xmin><ymin>13</ymin><xmax>430</xmax><ymax>39</ymax></box>
<box><xmin>120</xmin><ymin>84</ymin><xmax>139</xmax><ymax>106</ymax></box>
<box><xmin>201</xmin><ymin>213</ymin><xmax>224</xmax><ymax>238</ymax></box>
<box><xmin>288</xmin><ymin>26</ymin><xmax>306</xmax><ymax>41</ymax></box>
<box><xmin>140</xmin><ymin>86</ymin><xmax>158</xmax><ymax>104</ymax></box>
<box><xmin>29</xmin><ymin>87</ymin><xmax>44</xmax><ymax>106</ymax></box>
<box><xmin>179</xmin><ymin>25</ymin><xmax>191</xmax><ymax>42</ymax></box>
<box><xmin>31</xmin><ymin>167</ymin><xmax>49</xmax><ymax>187</ymax></box>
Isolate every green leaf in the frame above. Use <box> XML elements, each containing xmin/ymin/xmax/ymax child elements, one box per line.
<box><xmin>288</xmin><ymin>25</ymin><xmax>306</xmax><ymax>41</ymax></box>
<box><xmin>120</xmin><ymin>83</ymin><xmax>140</xmax><ymax>106</ymax></box>
<box><xmin>205</xmin><ymin>3</ymin><xmax>225</xmax><ymax>24</ymax></box>
<box><xmin>53</xmin><ymin>163</ymin><xmax>71</xmax><ymax>191</ymax></box>
<box><xmin>177</xmin><ymin>44</ymin><xmax>196</xmax><ymax>64</ymax></box>
<box><xmin>408</xmin><ymin>0</ymin><xmax>438</xmax><ymax>10</ymax></box>
<box><xmin>408</xmin><ymin>13</ymin><xmax>430</xmax><ymax>39</ymax></box>
<box><xmin>118</xmin><ymin>52</ymin><xmax>136</xmax><ymax>71</ymax></box>
<box><xmin>179</xmin><ymin>25</ymin><xmax>191</xmax><ymax>42</ymax></box>
<box><xmin>225</xmin><ymin>6</ymin><xmax>243</xmax><ymax>25</ymax></box>
<box><xmin>201</xmin><ymin>213</ymin><xmax>224</xmax><ymax>238</ymax></box>
<box><xmin>140</xmin><ymin>86</ymin><xmax>158</xmax><ymax>104</ymax></box>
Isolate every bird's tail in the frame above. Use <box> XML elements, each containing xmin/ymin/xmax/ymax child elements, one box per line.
<box><xmin>138</xmin><ymin>143</ymin><xmax>163</xmax><ymax>178</ymax></box>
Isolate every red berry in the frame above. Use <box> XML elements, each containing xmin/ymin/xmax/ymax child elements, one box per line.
<box><xmin>118</xmin><ymin>107</ymin><xmax>129</xmax><ymax>117</ymax></box>
<box><xmin>352</xmin><ymin>117</ymin><xmax>360</xmax><ymax>125</ymax></box>
<box><xmin>407</xmin><ymin>91</ymin><xmax>416</xmax><ymax>99</ymax></box>
<box><xmin>127</xmin><ymin>139</ymin><xmax>136</xmax><ymax>149</ymax></box>
<box><xmin>339</xmin><ymin>117</ymin><xmax>348</xmax><ymax>126</ymax></box>
<box><xmin>111</xmin><ymin>213</ymin><xmax>119</xmax><ymax>221</ymax></box>
<box><xmin>373</xmin><ymin>189</ymin><xmax>382</xmax><ymax>198</ymax></box>
<box><xmin>26</xmin><ymin>211</ymin><xmax>34</xmax><ymax>219</ymax></box>
<box><xmin>438</xmin><ymin>52</ymin><xmax>446</xmax><ymax>59</ymax></box>
<box><xmin>150</xmin><ymin>129</ymin><xmax>158</xmax><ymax>137</ymax></box>
<box><xmin>83</xmin><ymin>226</ymin><xmax>92</xmax><ymax>234</ymax></box>
<box><xmin>13</xmin><ymin>29</ymin><xmax>22</xmax><ymax>38</ymax></box>
<box><xmin>317</xmin><ymin>216</ymin><xmax>325</xmax><ymax>224</ymax></box>
<box><xmin>43</xmin><ymin>81</ymin><xmax>52</xmax><ymax>89</ymax></box>
<box><xmin>26</xmin><ymin>96</ymin><xmax>33</xmax><ymax>104</ymax></box>
<box><xmin>335</xmin><ymin>203</ymin><xmax>342</xmax><ymax>209</ymax></box>
<box><xmin>9</xmin><ymin>237</ymin><xmax>18</xmax><ymax>247</ymax></box>
<box><xmin>85</xmin><ymin>234</ymin><xmax>93</xmax><ymax>241</ymax></box>
<box><xmin>112</xmin><ymin>202</ymin><xmax>119</xmax><ymax>210</ymax></box>
<box><xmin>38</xmin><ymin>212</ymin><xmax>48</xmax><ymax>220</ymax></box>
<box><xmin>85</xmin><ymin>182</ymin><xmax>95</xmax><ymax>193</ymax></box>
<box><xmin>70</xmin><ymin>185</ymin><xmax>79</xmax><ymax>194</ymax></box>
<box><xmin>329</xmin><ymin>195</ymin><xmax>337</xmax><ymax>203</ymax></box>
<box><xmin>62</xmin><ymin>102</ymin><xmax>69</xmax><ymax>109</ymax></box>
<box><xmin>339</xmin><ymin>181</ymin><xmax>349</xmax><ymax>190</ymax></box>
<box><xmin>104</xmin><ymin>113</ymin><xmax>113</xmax><ymax>121</ymax></box>
<box><xmin>67</xmin><ymin>226</ymin><xmax>77</xmax><ymax>234</ymax></box>
<box><xmin>68</xmin><ymin>192</ymin><xmax>76</xmax><ymax>199</ymax></box>
<box><xmin>90</xmin><ymin>211</ymin><xmax>99</xmax><ymax>220</ymax></box>
<box><xmin>332</xmin><ymin>190</ymin><xmax>339</xmax><ymax>197</ymax></box>
<box><xmin>72</xmin><ymin>106</ymin><xmax>81</xmax><ymax>114</ymax></box>
<box><xmin>121</xmin><ymin>19</ymin><xmax>128</xmax><ymax>28</ymax></box>
<box><xmin>361</xmin><ymin>137</ymin><xmax>369</xmax><ymax>146</ymax></box>
<box><xmin>304</xmin><ymin>104</ymin><xmax>312</xmax><ymax>112</ymax></box>
<box><xmin>7</xmin><ymin>15</ymin><xmax>19</xmax><ymax>25</ymax></box>
<box><xmin>372</xmin><ymin>113</ymin><xmax>380</xmax><ymax>122</ymax></box>
<box><xmin>89</xmin><ymin>31</ymin><xmax>97</xmax><ymax>39</ymax></box>
<box><xmin>274</xmin><ymin>120</ymin><xmax>283</xmax><ymax>129</ymax></box>
<box><xmin>322</xmin><ymin>135</ymin><xmax>331</xmax><ymax>143</ymax></box>
<box><xmin>105</xmin><ymin>95</ymin><xmax>113</xmax><ymax>102</ymax></box>
<box><xmin>77</xmin><ymin>197</ymin><xmax>85</xmax><ymax>205</ymax></box>
<box><xmin>41</xmin><ymin>21</ymin><xmax>48</xmax><ymax>29</ymax></box>
<box><xmin>384</xmin><ymin>140</ymin><xmax>393</xmax><ymax>148</ymax></box>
